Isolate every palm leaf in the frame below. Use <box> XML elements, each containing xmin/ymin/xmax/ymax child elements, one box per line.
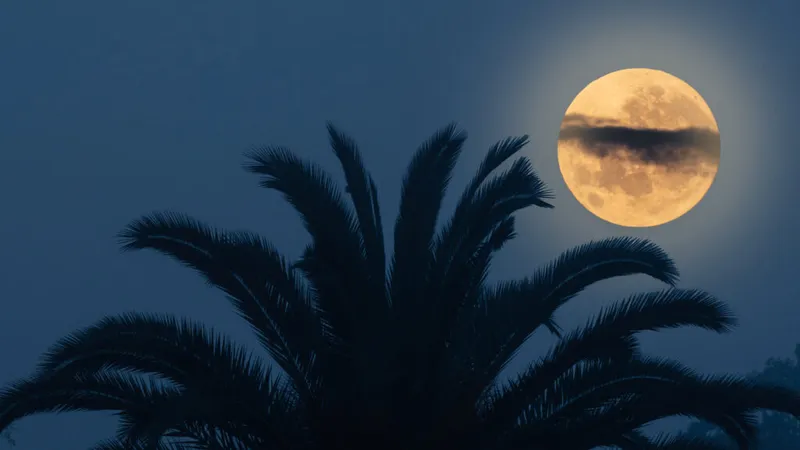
<box><xmin>539</xmin><ymin>367</ymin><xmax>800</xmax><ymax>449</ymax></box>
<box><xmin>430</xmin><ymin>157</ymin><xmax>552</xmax><ymax>345</ymax></box>
<box><xmin>324</xmin><ymin>124</ymin><xmax>398</xmax><ymax>408</ymax></box>
<box><xmin>422</xmin><ymin>155</ymin><xmax>553</xmax><ymax>403</ymax></box>
<box><xmin>327</xmin><ymin>123</ymin><xmax>387</xmax><ymax>304</ymax></box>
<box><xmin>522</xmin><ymin>358</ymin><xmax>705</xmax><ymax>429</ymax></box>
<box><xmin>384</xmin><ymin>124</ymin><xmax>467</xmax><ymax>411</ymax></box>
<box><xmin>482</xmin><ymin>289</ymin><xmax>734</xmax><ymax>438</ymax></box>
<box><xmin>118</xmin><ymin>213</ymin><xmax>321</xmax><ymax>398</ymax></box>
<box><xmin>424</xmin><ymin>216</ymin><xmax>518</xmax><ymax>414</ymax></box>
<box><xmin>37</xmin><ymin>313</ymin><xmax>282</xmax><ymax>404</ymax></box>
<box><xmin>116</xmin><ymin>387</ymin><xmax>297</xmax><ymax>450</ymax></box>
<box><xmin>0</xmin><ymin>370</ymin><xmax>180</xmax><ymax>433</ymax></box>
<box><xmin>389</xmin><ymin>123</ymin><xmax>466</xmax><ymax>316</ymax></box>
<box><xmin>430</xmin><ymin>135</ymin><xmax>548</xmax><ymax>294</ymax></box>
<box><xmin>466</xmin><ymin>237</ymin><xmax>681</xmax><ymax>382</ymax></box>
<box><xmin>243</xmin><ymin>146</ymin><xmax>373</xmax><ymax>350</ymax></box>
<box><xmin>34</xmin><ymin>314</ymin><xmax>298</xmax><ymax>448</ymax></box>
<box><xmin>562</xmin><ymin>390</ymin><xmax>756</xmax><ymax>449</ymax></box>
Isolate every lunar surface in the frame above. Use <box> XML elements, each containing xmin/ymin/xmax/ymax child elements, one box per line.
<box><xmin>557</xmin><ymin>68</ymin><xmax>720</xmax><ymax>227</ymax></box>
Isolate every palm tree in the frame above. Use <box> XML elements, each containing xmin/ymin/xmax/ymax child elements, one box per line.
<box><xmin>0</xmin><ymin>124</ymin><xmax>798</xmax><ymax>450</ymax></box>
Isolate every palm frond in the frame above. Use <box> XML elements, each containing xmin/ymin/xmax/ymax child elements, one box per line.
<box><xmin>589</xmin><ymin>288</ymin><xmax>736</xmax><ymax>335</ymax></box>
<box><xmin>480</xmin><ymin>334</ymin><xmax>637</xmax><ymax>438</ymax></box>
<box><xmin>243</xmin><ymin>146</ymin><xmax>378</xmax><ymax>350</ymax></box>
<box><xmin>530</xmin><ymin>236</ymin><xmax>680</xmax><ymax>332</ymax></box>
<box><xmin>483</xmin><ymin>289</ymin><xmax>734</xmax><ymax>437</ymax></box>
<box><xmin>115</xmin><ymin>386</ymin><xmax>298</xmax><ymax>450</ymax></box>
<box><xmin>37</xmin><ymin>313</ymin><xmax>283</xmax><ymax>404</ymax></box>
<box><xmin>561</xmin><ymin>391</ymin><xmax>757</xmax><ymax>449</ymax></box>
<box><xmin>34</xmin><ymin>313</ymin><xmax>299</xmax><ymax>448</ymax></box>
<box><xmin>327</xmin><ymin>123</ymin><xmax>387</xmax><ymax>304</ymax></box>
<box><xmin>437</xmin><ymin>216</ymin><xmax>515</xmax><ymax>353</ymax></box>
<box><xmin>117</xmin><ymin>213</ymin><xmax>321</xmax><ymax>399</ymax></box>
<box><xmin>0</xmin><ymin>370</ymin><xmax>180</xmax><ymax>434</ymax></box>
<box><xmin>423</xmin><ymin>154</ymin><xmax>553</xmax><ymax>408</ymax></box>
<box><xmin>535</xmin><ymin>365</ymin><xmax>800</xmax><ymax>449</ymax></box>
<box><xmin>429</xmin><ymin>156</ymin><xmax>552</xmax><ymax>345</ymax></box>
<box><xmin>431</xmin><ymin>136</ymin><xmax>549</xmax><ymax>290</ymax></box>
<box><xmin>323</xmin><ymin>123</ymin><xmax>399</xmax><ymax>408</ymax></box>
<box><xmin>417</xmin><ymin>216</ymin><xmax>520</xmax><ymax>423</ymax></box>
<box><xmin>383</xmin><ymin>124</ymin><xmax>467</xmax><ymax>412</ymax></box>
<box><xmin>462</xmin><ymin>135</ymin><xmax>533</xmax><ymax>202</ymax></box>
<box><xmin>389</xmin><ymin>123</ymin><xmax>466</xmax><ymax>316</ymax></box>
<box><xmin>427</xmin><ymin>137</ymin><xmax>539</xmax><ymax>344</ymax></box>
<box><xmin>511</xmin><ymin>357</ymin><xmax>703</xmax><ymax>434</ymax></box>
<box><xmin>463</xmin><ymin>237</ymin><xmax>681</xmax><ymax>385</ymax></box>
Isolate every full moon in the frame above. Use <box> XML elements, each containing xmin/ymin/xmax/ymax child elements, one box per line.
<box><xmin>557</xmin><ymin>68</ymin><xmax>720</xmax><ymax>227</ymax></box>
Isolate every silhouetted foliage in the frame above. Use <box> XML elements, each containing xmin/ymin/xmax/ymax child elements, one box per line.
<box><xmin>1</xmin><ymin>124</ymin><xmax>799</xmax><ymax>449</ymax></box>
<box><xmin>685</xmin><ymin>344</ymin><xmax>800</xmax><ymax>449</ymax></box>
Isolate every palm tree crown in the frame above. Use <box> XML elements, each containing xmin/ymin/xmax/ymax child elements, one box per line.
<box><xmin>1</xmin><ymin>123</ymin><xmax>798</xmax><ymax>450</ymax></box>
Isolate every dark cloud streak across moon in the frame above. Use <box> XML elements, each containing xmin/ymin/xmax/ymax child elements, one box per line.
<box><xmin>559</xmin><ymin>113</ymin><xmax>720</xmax><ymax>166</ymax></box>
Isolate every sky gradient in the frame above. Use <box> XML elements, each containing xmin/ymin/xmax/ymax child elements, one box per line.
<box><xmin>1</xmin><ymin>1</ymin><xmax>798</xmax><ymax>448</ymax></box>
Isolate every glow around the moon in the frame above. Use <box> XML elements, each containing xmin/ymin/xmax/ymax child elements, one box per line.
<box><xmin>557</xmin><ymin>68</ymin><xmax>721</xmax><ymax>227</ymax></box>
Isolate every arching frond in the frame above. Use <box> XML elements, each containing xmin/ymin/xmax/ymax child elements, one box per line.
<box><xmin>462</xmin><ymin>237</ymin><xmax>681</xmax><ymax>383</ymax></box>
<box><xmin>565</xmin><ymin>395</ymin><xmax>756</xmax><ymax>449</ymax></box>
<box><xmin>541</xmin><ymin>368</ymin><xmax>800</xmax><ymax>450</ymax></box>
<box><xmin>421</xmin><ymin>154</ymin><xmax>553</xmax><ymax>413</ymax></box>
<box><xmin>243</xmin><ymin>146</ymin><xmax>378</xmax><ymax>352</ymax></box>
<box><xmin>389</xmin><ymin>123</ymin><xmax>466</xmax><ymax>316</ymax></box>
<box><xmin>537</xmin><ymin>358</ymin><xmax>700</xmax><ymax>422</ymax></box>
<box><xmin>458</xmin><ymin>135</ymin><xmax>533</xmax><ymax>205</ymax></box>
<box><xmin>322</xmin><ymin>124</ymin><xmax>398</xmax><ymax>411</ymax></box>
<box><xmin>115</xmin><ymin>386</ymin><xmax>299</xmax><ymax>450</ymax></box>
<box><xmin>589</xmin><ymin>288</ymin><xmax>736</xmax><ymax>335</ymax></box>
<box><xmin>428</xmin><ymin>156</ymin><xmax>552</xmax><ymax>351</ymax></box>
<box><xmin>482</xmin><ymin>289</ymin><xmax>733</xmax><ymax>439</ymax></box>
<box><xmin>37</xmin><ymin>313</ymin><xmax>282</xmax><ymax>404</ymax></box>
<box><xmin>327</xmin><ymin>123</ymin><xmax>387</xmax><ymax>304</ymax></box>
<box><xmin>0</xmin><ymin>370</ymin><xmax>180</xmax><ymax>433</ymax></box>
<box><xmin>418</xmin><ymin>216</ymin><xmax>519</xmax><ymax>424</ymax></box>
<box><xmin>117</xmin><ymin>213</ymin><xmax>320</xmax><ymax>398</ymax></box>
<box><xmin>383</xmin><ymin>124</ymin><xmax>467</xmax><ymax>414</ymax></box>
<box><xmin>430</xmin><ymin>136</ymin><xmax>550</xmax><ymax>295</ymax></box>
<box><xmin>480</xmin><ymin>334</ymin><xmax>638</xmax><ymax>438</ymax></box>
<box><xmin>426</xmin><ymin>137</ymin><xmax>543</xmax><ymax>354</ymax></box>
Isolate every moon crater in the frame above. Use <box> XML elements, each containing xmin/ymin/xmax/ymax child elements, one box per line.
<box><xmin>557</xmin><ymin>68</ymin><xmax>720</xmax><ymax>227</ymax></box>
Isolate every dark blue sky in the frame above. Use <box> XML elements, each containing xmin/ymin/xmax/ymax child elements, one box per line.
<box><xmin>1</xmin><ymin>1</ymin><xmax>798</xmax><ymax>448</ymax></box>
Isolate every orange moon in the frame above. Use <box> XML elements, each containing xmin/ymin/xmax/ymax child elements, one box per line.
<box><xmin>557</xmin><ymin>68</ymin><xmax>721</xmax><ymax>227</ymax></box>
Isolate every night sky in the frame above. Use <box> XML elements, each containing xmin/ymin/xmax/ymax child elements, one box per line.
<box><xmin>1</xmin><ymin>1</ymin><xmax>798</xmax><ymax>448</ymax></box>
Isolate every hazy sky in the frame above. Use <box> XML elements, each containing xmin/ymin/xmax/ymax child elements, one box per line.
<box><xmin>1</xmin><ymin>1</ymin><xmax>798</xmax><ymax>448</ymax></box>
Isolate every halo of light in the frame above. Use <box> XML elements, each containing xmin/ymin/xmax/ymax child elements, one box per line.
<box><xmin>485</xmin><ymin>7</ymin><xmax>775</xmax><ymax>266</ymax></box>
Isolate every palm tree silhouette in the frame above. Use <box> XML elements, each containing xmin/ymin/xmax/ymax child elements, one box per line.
<box><xmin>0</xmin><ymin>124</ymin><xmax>797</xmax><ymax>449</ymax></box>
